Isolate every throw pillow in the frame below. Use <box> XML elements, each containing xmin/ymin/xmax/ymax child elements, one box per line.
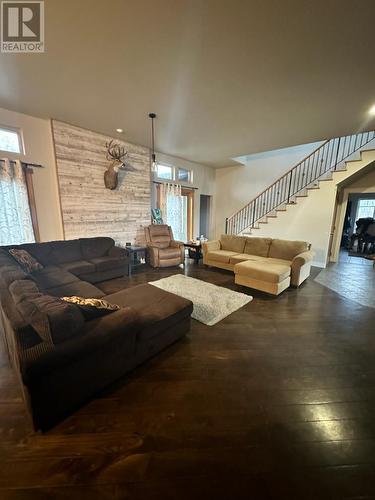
<box><xmin>9</xmin><ymin>248</ymin><xmax>44</xmax><ymax>274</ymax></box>
<box><xmin>61</xmin><ymin>296</ymin><xmax>120</xmax><ymax>321</ymax></box>
<box><xmin>9</xmin><ymin>280</ymin><xmax>84</xmax><ymax>345</ymax></box>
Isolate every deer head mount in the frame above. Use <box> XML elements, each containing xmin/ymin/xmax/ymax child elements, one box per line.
<box><xmin>104</xmin><ymin>140</ymin><xmax>131</xmax><ymax>190</ymax></box>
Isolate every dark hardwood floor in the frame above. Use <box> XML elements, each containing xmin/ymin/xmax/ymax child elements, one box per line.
<box><xmin>1</xmin><ymin>261</ymin><xmax>375</xmax><ymax>499</ymax></box>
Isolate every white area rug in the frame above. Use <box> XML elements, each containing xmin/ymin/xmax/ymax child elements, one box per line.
<box><xmin>149</xmin><ymin>274</ymin><xmax>253</xmax><ymax>326</ymax></box>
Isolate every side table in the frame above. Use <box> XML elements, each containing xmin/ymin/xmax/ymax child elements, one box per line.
<box><xmin>184</xmin><ymin>242</ymin><xmax>202</xmax><ymax>264</ymax></box>
<box><xmin>126</xmin><ymin>246</ymin><xmax>147</xmax><ymax>276</ymax></box>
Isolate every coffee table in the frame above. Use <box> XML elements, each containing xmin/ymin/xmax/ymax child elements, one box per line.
<box><xmin>184</xmin><ymin>241</ymin><xmax>202</xmax><ymax>264</ymax></box>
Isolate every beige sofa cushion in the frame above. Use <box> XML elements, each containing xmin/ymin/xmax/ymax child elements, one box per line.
<box><xmin>220</xmin><ymin>235</ymin><xmax>246</xmax><ymax>253</ymax></box>
<box><xmin>234</xmin><ymin>260</ymin><xmax>291</xmax><ymax>283</ymax></box>
<box><xmin>244</xmin><ymin>237</ymin><xmax>272</xmax><ymax>257</ymax></box>
<box><xmin>207</xmin><ymin>250</ymin><xmax>239</xmax><ymax>264</ymax></box>
<box><xmin>268</xmin><ymin>239</ymin><xmax>309</xmax><ymax>260</ymax></box>
<box><xmin>266</xmin><ymin>257</ymin><xmax>292</xmax><ymax>266</ymax></box>
<box><xmin>229</xmin><ymin>254</ymin><xmax>266</xmax><ymax>265</ymax></box>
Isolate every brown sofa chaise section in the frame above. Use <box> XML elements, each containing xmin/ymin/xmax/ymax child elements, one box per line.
<box><xmin>0</xmin><ymin>238</ymin><xmax>193</xmax><ymax>430</ymax></box>
<box><xmin>202</xmin><ymin>235</ymin><xmax>314</xmax><ymax>295</ymax></box>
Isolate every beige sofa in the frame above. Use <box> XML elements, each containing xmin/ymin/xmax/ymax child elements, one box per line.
<box><xmin>202</xmin><ymin>235</ymin><xmax>314</xmax><ymax>295</ymax></box>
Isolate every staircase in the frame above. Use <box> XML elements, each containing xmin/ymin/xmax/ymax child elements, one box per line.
<box><xmin>225</xmin><ymin>131</ymin><xmax>375</xmax><ymax>236</ymax></box>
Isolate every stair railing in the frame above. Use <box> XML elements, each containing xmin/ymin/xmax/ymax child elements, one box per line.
<box><xmin>225</xmin><ymin>130</ymin><xmax>375</xmax><ymax>235</ymax></box>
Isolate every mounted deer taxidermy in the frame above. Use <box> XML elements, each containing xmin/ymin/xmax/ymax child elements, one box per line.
<box><xmin>104</xmin><ymin>140</ymin><xmax>134</xmax><ymax>190</ymax></box>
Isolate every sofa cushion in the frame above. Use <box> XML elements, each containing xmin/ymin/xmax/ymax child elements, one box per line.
<box><xmin>46</xmin><ymin>281</ymin><xmax>104</xmax><ymax>299</ymax></box>
<box><xmin>104</xmin><ymin>283</ymin><xmax>193</xmax><ymax>342</ymax></box>
<box><xmin>234</xmin><ymin>261</ymin><xmax>291</xmax><ymax>283</ymax></box>
<box><xmin>244</xmin><ymin>237</ymin><xmax>272</xmax><ymax>258</ymax></box>
<box><xmin>266</xmin><ymin>257</ymin><xmax>292</xmax><ymax>266</ymax></box>
<box><xmin>0</xmin><ymin>248</ymin><xmax>21</xmax><ymax>268</ymax></box>
<box><xmin>9</xmin><ymin>280</ymin><xmax>84</xmax><ymax>345</ymax></box>
<box><xmin>90</xmin><ymin>256</ymin><xmax>126</xmax><ymax>272</ymax></box>
<box><xmin>229</xmin><ymin>254</ymin><xmax>267</xmax><ymax>265</ymax></box>
<box><xmin>31</xmin><ymin>266</ymin><xmax>79</xmax><ymax>291</ymax></box>
<box><xmin>269</xmin><ymin>239</ymin><xmax>309</xmax><ymax>261</ymax></box>
<box><xmin>60</xmin><ymin>260</ymin><xmax>96</xmax><ymax>275</ymax></box>
<box><xmin>80</xmin><ymin>237</ymin><xmax>115</xmax><ymax>259</ymax></box>
<box><xmin>0</xmin><ymin>265</ymin><xmax>28</xmax><ymax>288</ymax></box>
<box><xmin>207</xmin><ymin>250</ymin><xmax>239</xmax><ymax>264</ymax></box>
<box><xmin>50</xmin><ymin>240</ymin><xmax>82</xmax><ymax>264</ymax></box>
<box><xmin>8</xmin><ymin>249</ymin><xmax>44</xmax><ymax>274</ymax></box>
<box><xmin>220</xmin><ymin>235</ymin><xmax>246</xmax><ymax>253</ymax></box>
<box><xmin>18</xmin><ymin>242</ymin><xmax>53</xmax><ymax>266</ymax></box>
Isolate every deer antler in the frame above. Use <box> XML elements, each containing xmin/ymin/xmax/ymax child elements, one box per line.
<box><xmin>105</xmin><ymin>140</ymin><xmax>128</xmax><ymax>164</ymax></box>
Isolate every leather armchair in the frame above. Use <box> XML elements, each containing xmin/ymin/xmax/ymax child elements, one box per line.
<box><xmin>145</xmin><ymin>225</ymin><xmax>185</xmax><ymax>268</ymax></box>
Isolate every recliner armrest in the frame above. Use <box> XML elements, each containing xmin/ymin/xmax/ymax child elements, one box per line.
<box><xmin>292</xmin><ymin>250</ymin><xmax>314</xmax><ymax>269</ymax></box>
<box><xmin>170</xmin><ymin>240</ymin><xmax>184</xmax><ymax>249</ymax></box>
<box><xmin>202</xmin><ymin>240</ymin><xmax>221</xmax><ymax>255</ymax></box>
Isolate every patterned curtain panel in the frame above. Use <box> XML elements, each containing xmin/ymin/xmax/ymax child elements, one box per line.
<box><xmin>0</xmin><ymin>159</ymin><xmax>35</xmax><ymax>245</ymax></box>
<box><xmin>159</xmin><ymin>183</ymin><xmax>186</xmax><ymax>241</ymax></box>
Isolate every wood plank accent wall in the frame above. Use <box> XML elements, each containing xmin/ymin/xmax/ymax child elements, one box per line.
<box><xmin>52</xmin><ymin>121</ymin><xmax>151</xmax><ymax>245</ymax></box>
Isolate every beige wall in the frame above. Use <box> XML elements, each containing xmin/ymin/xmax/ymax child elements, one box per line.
<box><xmin>151</xmin><ymin>153</ymin><xmax>216</xmax><ymax>239</ymax></box>
<box><xmin>214</xmin><ymin>141</ymin><xmax>323</xmax><ymax>237</ymax></box>
<box><xmin>0</xmin><ymin>107</ymin><xmax>63</xmax><ymax>242</ymax></box>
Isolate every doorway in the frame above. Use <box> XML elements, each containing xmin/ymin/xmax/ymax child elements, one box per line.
<box><xmin>199</xmin><ymin>194</ymin><xmax>211</xmax><ymax>239</ymax></box>
<box><xmin>156</xmin><ymin>185</ymin><xmax>194</xmax><ymax>242</ymax></box>
<box><xmin>338</xmin><ymin>192</ymin><xmax>375</xmax><ymax>264</ymax></box>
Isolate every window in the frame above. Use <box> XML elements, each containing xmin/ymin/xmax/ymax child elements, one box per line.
<box><xmin>356</xmin><ymin>199</ymin><xmax>375</xmax><ymax>220</ymax></box>
<box><xmin>0</xmin><ymin>127</ymin><xmax>22</xmax><ymax>154</ymax></box>
<box><xmin>156</xmin><ymin>163</ymin><xmax>173</xmax><ymax>180</ymax></box>
<box><xmin>178</xmin><ymin>167</ymin><xmax>192</xmax><ymax>183</ymax></box>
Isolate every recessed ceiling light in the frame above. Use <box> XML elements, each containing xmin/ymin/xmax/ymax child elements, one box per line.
<box><xmin>369</xmin><ymin>105</ymin><xmax>375</xmax><ymax>116</ymax></box>
<box><xmin>116</xmin><ymin>128</ymin><xmax>124</xmax><ymax>133</ymax></box>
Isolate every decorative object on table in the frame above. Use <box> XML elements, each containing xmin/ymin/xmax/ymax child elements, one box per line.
<box><xmin>104</xmin><ymin>140</ymin><xmax>135</xmax><ymax>190</ymax></box>
<box><xmin>149</xmin><ymin>112</ymin><xmax>157</xmax><ymax>173</ymax></box>
<box><xmin>149</xmin><ymin>274</ymin><xmax>252</xmax><ymax>325</ymax></box>
<box><xmin>151</xmin><ymin>207</ymin><xmax>164</xmax><ymax>224</ymax></box>
<box><xmin>145</xmin><ymin>225</ymin><xmax>184</xmax><ymax>268</ymax></box>
<box><xmin>184</xmin><ymin>241</ymin><xmax>203</xmax><ymax>264</ymax></box>
<box><xmin>126</xmin><ymin>246</ymin><xmax>147</xmax><ymax>276</ymax></box>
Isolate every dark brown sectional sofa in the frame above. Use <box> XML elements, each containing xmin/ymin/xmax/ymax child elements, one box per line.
<box><xmin>0</xmin><ymin>237</ymin><xmax>193</xmax><ymax>430</ymax></box>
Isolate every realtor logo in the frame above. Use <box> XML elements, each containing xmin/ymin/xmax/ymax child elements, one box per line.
<box><xmin>1</xmin><ymin>1</ymin><xmax>44</xmax><ymax>52</ymax></box>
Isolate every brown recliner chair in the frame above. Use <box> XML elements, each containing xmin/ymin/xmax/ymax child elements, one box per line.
<box><xmin>145</xmin><ymin>225</ymin><xmax>185</xmax><ymax>268</ymax></box>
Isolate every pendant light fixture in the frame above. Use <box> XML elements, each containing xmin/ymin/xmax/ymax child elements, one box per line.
<box><xmin>149</xmin><ymin>112</ymin><xmax>157</xmax><ymax>173</ymax></box>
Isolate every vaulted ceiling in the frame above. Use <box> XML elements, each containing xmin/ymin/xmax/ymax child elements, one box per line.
<box><xmin>0</xmin><ymin>0</ymin><xmax>374</xmax><ymax>167</ymax></box>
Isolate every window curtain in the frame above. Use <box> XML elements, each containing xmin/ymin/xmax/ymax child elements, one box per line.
<box><xmin>159</xmin><ymin>183</ymin><xmax>185</xmax><ymax>241</ymax></box>
<box><xmin>0</xmin><ymin>158</ymin><xmax>35</xmax><ymax>245</ymax></box>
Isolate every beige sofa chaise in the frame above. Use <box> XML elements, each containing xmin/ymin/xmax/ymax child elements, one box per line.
<box><xmin>202</xmin><ymin>235</ymin><xmax>313</xmax><ymax>295</ymax></box>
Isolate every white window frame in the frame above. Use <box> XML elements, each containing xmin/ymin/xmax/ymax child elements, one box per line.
<box><xmin>177</xmin><ymin>167</ymin><xmax>193</xmax><ymax>184</ymax></box>
<box><xmin>155</xmin><ymin>162</ymin><xmax>193</xmax><ymax>185</ymax></box>
<box><xmin>155</xmin><ymin>162</ymin><xmax>174</xmax><ymax>181</ymax></box>
<box><xmin>0</xmin><ymin>125</ymin><xmax>25</xmax><ymax>155</ymax></box>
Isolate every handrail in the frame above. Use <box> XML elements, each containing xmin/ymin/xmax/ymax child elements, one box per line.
<box><xmin>225</xmin><ymin>130</ymin><xmax>375</xmax><ymax>235</ymax></box>
<box><xmin>226</xmin><ymin>140</ymin><xmax>329</xmax><ymax>221</ymax></box>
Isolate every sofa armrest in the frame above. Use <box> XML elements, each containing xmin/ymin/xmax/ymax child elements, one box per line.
<box><xmin>292</xmin><ymin>250</ymin><xmax>314</xmax><ymax>269</ymax></box>
<box><xmin>202</xmin><ymin>240</ymin><xmax>221</xmax><ymax>255</ymax></box>
<box><xmin>108</xmin><ymin>246</ymin><xmax>130</xmax><ymax>260</ymax></box>
<box><xmin>22</xmin><ymin>307</ymin><xmax>140</xmax><ymax>383</ymax></box>
<box><xmin>170</xmin><ymin>240</ymin><xmax>184</xmax><ymax>249</ymax></box>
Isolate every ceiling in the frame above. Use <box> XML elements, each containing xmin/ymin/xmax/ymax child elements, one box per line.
<box><xmin>0</xmin><ymin>0</ymin><xmax>375</xmax><ymax>167</ymax></box>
